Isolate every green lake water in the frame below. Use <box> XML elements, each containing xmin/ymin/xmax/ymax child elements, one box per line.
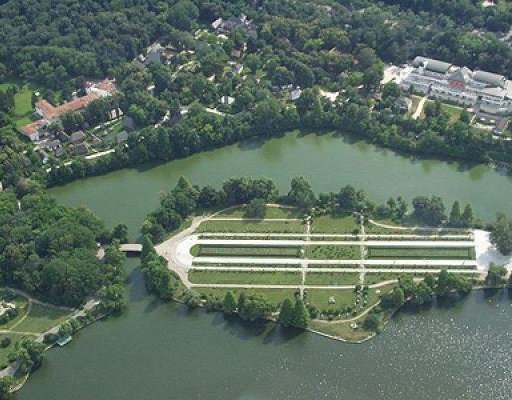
<box><xmin>17</xmin><ymin>131</ymin><xmax>512</xmax><ymax>399</ymax></box>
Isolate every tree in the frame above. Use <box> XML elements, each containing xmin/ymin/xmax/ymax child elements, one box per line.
<box><xmin>287</xmin><ymin>176</ymin><xmax>316</xmax><ymax>209</ymax></box>
<box><xmin>222</xmin><ymin>291</ymin><xmax>237</xmax><ymax>315</ymax></box>
<box><xmin>449</xmin><ymin>201</ymin><xmax>461</xmax><ymax>227</ymax></box>
<box><xmin>292</xmin><ymin>299</ymin><xmax>309</xmax><ymax>329</ymax></box>
<box><xmin>461</xmin><ymin>204</ymin><xmax>474</xmax><ymax>228</ymax></box>
<box><xmin>0</xmin><ymin>376</ymin><xmax>13</xmax><ymax>400</ymax></box>
<box><xmin>279</xmin><ymin>298</ymin><xmax>294</xmax><ymax>327</ymax></box>
<box><xmin>412</xmin><ymin>196</ymin><xmax>446</xmax><ymax>226</ymax></box>
<box><xmin>245</xmin><ymin>198</ymin><xmax>267</xmax><ymax>218</ymax></box>
<box><xmin>486</xmin><ymin>263</ymin><xmax>507</xmax><ymax>287</ymax></box>
<box><xmin>168</xmin><ymin>0</ymin><xmax>199</xmax><ymax>31</ymax></box>
<box><xmin>490</xmin><ymin>213</ymin><xmax>512</xmax><ymax>255</ymax></box>
<box><xmin>111</xmin><ymin>224</ymin><xmax>129</xmax><ymax>243</ymax></box>
<box><xmin>381</xmin><ymin>287</ymin><xmax>405</xmax><ymax>309</ymax></box>
<box><xmin>362</xmin><ymin>313</ymin><xmax>379</xmax><ymax>331</ymax></box>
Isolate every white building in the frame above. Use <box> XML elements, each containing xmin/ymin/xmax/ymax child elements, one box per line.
<box><xmin>400</xmin><ymin>56</ymin><xmax>512</xmax><ymax>115</ymax></box>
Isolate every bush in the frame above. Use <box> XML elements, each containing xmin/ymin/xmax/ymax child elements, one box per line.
<box><xmin>0</xmin><ymin>338</ymin><xmax>11</xmax><ymax>348</ymax></box>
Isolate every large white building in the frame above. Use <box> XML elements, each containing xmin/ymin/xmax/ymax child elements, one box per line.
<box><xmin>399</xmin><ymin>56</ymin><xmax>512</xmax><ymax>115</ymax></box>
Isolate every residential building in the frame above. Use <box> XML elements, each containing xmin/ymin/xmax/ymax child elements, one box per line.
<box><xmin>116</xmin><ymin>131</ymin><xmax>129</xmax><ymax>143</ymax></box>
<box><xmin>220</xmin><ymin>95</ymin><xmax>235</xmax><ymax>105</ymax></box>
<box><xmin>18</xmin><ymin>120</ymin><xmax>48</xmax><ymax>142</ymax></box>
<box><xmin>74</xmin><ymin>142</ymin><xmax>90</xmax><ymax>156</ymax></box>
<box><xmin>212</xmin><ymin>14</ymin><xmax>257</xmax><ymax>38</ymax></box>
<box><xmin>70</xmin><ymin>131</ymin><xmax>86</xmax><ymax>144</ymax></box>
<box><xmin>400</xmin><ymin>56</ymin><xmax>512</xmax><ymax>115</ymax></box>
<box><xmin>85</xmin><ymin>79</ymin><xmax>117</xmax><ymax>97</ymax></box>
<box><xmin>35</xmin><ymin>93</ymin><xmax>100</xmax><ymax>122</ymax></box>
<box><xmin>289</xmin><ymin>87</ymin><xmax>302</xmax><ymax>102</ymax></box>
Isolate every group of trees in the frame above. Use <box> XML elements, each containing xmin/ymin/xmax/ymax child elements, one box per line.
<box><xmin>140</xmin><ymin>235</ymin><xmax>181</xmax><ymax>301</ymax></box>
<box><xmin>0</xmin><ymin>187</ymin><xmax>126</xmax><ymax>307</ymax></box>
<box><xmin>490</xmin><ymin>213</ymin><xmax>512</xmax><ymax>255</ymax></box>
<box><xmin>381</xmin><ymin>270</ymin><xmax>473</xmax><ymax>309</ymax></box>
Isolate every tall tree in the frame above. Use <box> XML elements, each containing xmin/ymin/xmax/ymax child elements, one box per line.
<box><xmin>223</xmin><ymin>291</ymin><xmax>237</xmax><ymax>315</ymax></box>
<box><xmin>292</xmin><ymin>299</ymin><xmax>309</xmax><ymax>329</ymax></box>
<box><xmin>449</xmin><ymin>201</ymin><xmax>461</xmax><ymax>227</ymax></box>
<box><xmin>279</xmin><ymin>298</ymin><xmax>294</xmax><ymax>327</ymax></box>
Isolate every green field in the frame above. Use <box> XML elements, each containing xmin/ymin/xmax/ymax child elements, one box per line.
<box><xmin>188</xmin><ymin>270</ymin><xmax>302</xmax><ymax>285</ymax></box>
<box><xmin>306</xmin><ymin>289</ymin><xmax>358</xmax><ymax>312</ymax></box>
<box><xmin>311</xmin><ymin>214</ymin><xmax>360</xmax><ymax>234</ymax></box>
<box><xmin>305</xmin><ymin>272</ymin><xmax>360</xmax><ymax>286</ymax></box>
<box><xmin>367</xmin><ymin>247</ymin><xmax>475</xmax><ymax>260</ymax></box>
<box><xmin>13</xmin><ymin>304</ymin><xmax>72</xmax><ymax>333</ymax></box>
<box><xmin>364</xmin><ymin>272</ymin><xmax>427</xmax><ymax>285</ymax></box>
<box><xmin>196</xmin><ymin>220</ymin><xmax>306</xmax><ymax>233</ymax></box>
<box><xmin>192</xmin><ymin>245</ymin><xmax>301</xmax><ymax>258</ymax></box>
<box><xmin>214</xmin><ymin>206</ymin><xmax>303</xmax><ymax>219</ymax></box>
<box><xmin>192</xmin><ymin>262</ymin><xmax>301</xmax><ymax>268</ymax></box>
<box><xmin>306</xmin><ymin>245</ymin><xmax>360</xmax><ymax>260</ymax></box>
<box><xmin>195</xmin><ymin>288</ymin><xmax>297</xmax><ymax>306</ymax></box>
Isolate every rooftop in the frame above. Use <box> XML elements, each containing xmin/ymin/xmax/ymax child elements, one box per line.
<box><xmin>36</xmin><ymin>93</ymin><xmax>100</xmax><ymax>120</ymax></box>
<box><xmin>19</xmin><ymin>120</ymin><xmax>47</xmax><ymax>138</ymax></box>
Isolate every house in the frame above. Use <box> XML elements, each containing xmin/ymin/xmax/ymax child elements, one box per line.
<box><xmin>212</xmin><ymin>14</ymin><xmax>257</xmax><ymax>38</ymax></box>
<box><xmin>289</xmin><ymin>87</ymin><xmax>302</xmax><ymax>101</ymax></box>
<box><xmin>37</xmin><ymin>148</ymin><xmax>50</xmax><ymax>164</ymax></box>
<box><xmin>74</xmin><ymin>142</ymin><xmax>90</xmax><ymax>156</ymax></box>
<box><xmin>70</xmin><ymin>131</ymin><xmax>86</xmax><ymax>144</ymax></box>
<box><xmin>55</xmin><ymin>147</ymin><xmax>65</xmax><ymax>158</ymax></box>
<box><xmin>394</xmin><ymin>96</ymin><xmax>413</xmax><ymax>112</ymax></box>
<box><xmin>45</xmin><ymin>139</ymin><xmax>61</xmax><ymax>152</ymax></box>
<box><xmin>400</xmin><ymin>56</ymin><xmax>512</xmax><ymax>115</ymax></box>
<box><xmin>116</xmin><ymin>131</ymin><xmax>129</xmax><ymax>143</ymax></box>
<box><xmin>58</xmin><ymin>131</ymin><xmax>70</xmax><ymax>142</ymax></box>
<box><xmin>145</xmin><ymin>43</ymin><xmax>164</xmax><ymax>64</ymax></box>
<box><xmin>19</xmin><ymin>120</ymin><xmax>48</xmax><ymax>142</ymax></box>
<box><xmin>35</xmin><ymin>93</ymin><xmax>100</xmax><ymax>122</ymax></box>
<box><xmin>219</xmin><ymin>95</ymin><xmax>235</xmax><ymax>105</ymax></box>
<box><xmin>91</xmin><ymin>136</ymin><xmax>103</xmax><ymax>148</ymax></box>
<box><xmin>85</xmin><ymin>79</ymin><xmax>117</xmax><ymax>97</ymax></box>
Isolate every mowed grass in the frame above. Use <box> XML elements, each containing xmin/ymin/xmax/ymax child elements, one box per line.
<box><xmin>306</xmin><ymin>245</ymin><xmax>360</xmax><ymax>260</ymax></box>
<box><xmin>13</xmin><ymin>304</ymin><xmax>72</xmax><ymax>333</ymax></box>
<box><xmin>311</xmin><ymin>214</ymin><xmax>360</xmax><ymax>234</ymax></box>
<box><xmin>364</xmin><ymin>272</ymin><xmax>427</xmax><ymax>285</ymax></box>
<box><xmin>306</xmin><ymin>289</ymin><xmax>357</xmax><ymax>312</ymax></box>
<box><xmin>196</xmin><ymin>220</ymin><xmax>306</xmax><ymax>233</ymax></box>
<box><xmin>188</xmin><ymin>270</ymin><xmax>302</xmax><ymax>285</ymax></box>
<box><xmin>367</xmin><ymin>247</ymin><xmax>475</xmax><ymax>260</ymax></box>
<box><xmin>305</xmin><ymin>272</ymin><xmax>360</xmax><ymax>286</ymax></box>
<box><xmin>195</xmin><ymin>288</ymin><xmax>297</xmax><ymax>306</ymax></box>
<box><xmin>214</xmin><ymin>206</ymin><xmax>303</xmax><ymax>219</ymax></box>
<box><xmin>193</xmin><ymin>245</ymin><xmax>301</xmax><ymax>258</ymax></box>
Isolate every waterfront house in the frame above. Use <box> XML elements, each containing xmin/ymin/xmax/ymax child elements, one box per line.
<box><xmin>400</xmin><ymin>56</ymin><xmax>512</xmax><ymax>115</ymax></box>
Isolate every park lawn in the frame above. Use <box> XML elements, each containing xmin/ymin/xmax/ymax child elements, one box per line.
<box><xmin>188</xmin><ymin>270</ymin><xmax>302</xmax><ymax>285</ymax></box>
<box><xmin>365</xmin><ymin>220</ymin><xmax>413</xmax><ymax>234</ymax></box>
<box><xmin>13</xmin><ymin>304</ymin><xmax>72</xmax><ymax>333</ymax></box>
<box><xmin>196</xmin><ymin>288</ymin><xmax>297</xmax><ymax>306</ymax></box>
<box><xmin>306</xmin><ymin>245</ymin><xmax>360</xmax><ymax>260</ymax></box>
<box><xmin>309</xmin><ymin>319</ymin><xmax>374</xmax><ymax>342</ymax></box>
<box><xmin>306</xmin><ymin>289</ymin><xmax>357</xmax><ymax>312</ymax></box>
<box><xmin>193</xmin><ymin>245</ymin><xmax>301</xmax><ymax>258</ymax></box>
<box><xmin>367</xmin><ymin>247</ymin><xmax>475</xmax><ymax>260</ymax></box>
<box><xmin>192</xmin><ymin>262</ymin><xmax>301</xmax><ymax>268</ymax></box>
<box><xmin>0</xmin><ymin>333</ymin><xmax>37</xmax><ymax>369</ymax></box>
<box><xmin>196</xmin><ymin>219</ymin><xmax>306</xmax><ymax>233</ymax></box>
<box><xmin>364</xmin><ymin>272</ymin><xmax>427</xmax><ymax>285</ymax></box>
<box><xmin>311</xmin><ymin>214</ymin><xmax>360</xmax><ymax>234</ymax></box>
<box><xmin>305</xmin><ymin>272</ymin><xmax>360</xmax><ymax>286</ymax></box>
<box><xmin>214</xmin><ymin>206</ymin><xmax>303</xmax><ymax>219</ymax></box>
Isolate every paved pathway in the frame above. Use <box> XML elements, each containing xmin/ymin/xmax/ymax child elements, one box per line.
<box><xmin>412</xmin><ymin>95</ymin><xmax>427</xmax><ymax>120</ymax></box>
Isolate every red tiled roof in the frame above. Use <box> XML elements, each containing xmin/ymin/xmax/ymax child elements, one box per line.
<box><xmin>35</xmin><ymin>93</ymin><xmax>100</xmax><ymax>120</ymax></box>
<box><xmin>19</xmin><ymin>120</ymin><xmax>47</xmax><ymax>138</ymax></box>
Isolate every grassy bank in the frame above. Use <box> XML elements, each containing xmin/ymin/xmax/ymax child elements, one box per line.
<box><xmin>306</xmin><ymin>245</ymin><xmax>360</xmax><ymax>260</ymax></box>
<box><xmin>188</xmin><ymin>270</ymin><xmax>302</xmax><ymax>285</ymax></box>
<box><xmin>196</xmin><ymin>220</ymin><xmax>306</xmax><ymax>233</ymax></box>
